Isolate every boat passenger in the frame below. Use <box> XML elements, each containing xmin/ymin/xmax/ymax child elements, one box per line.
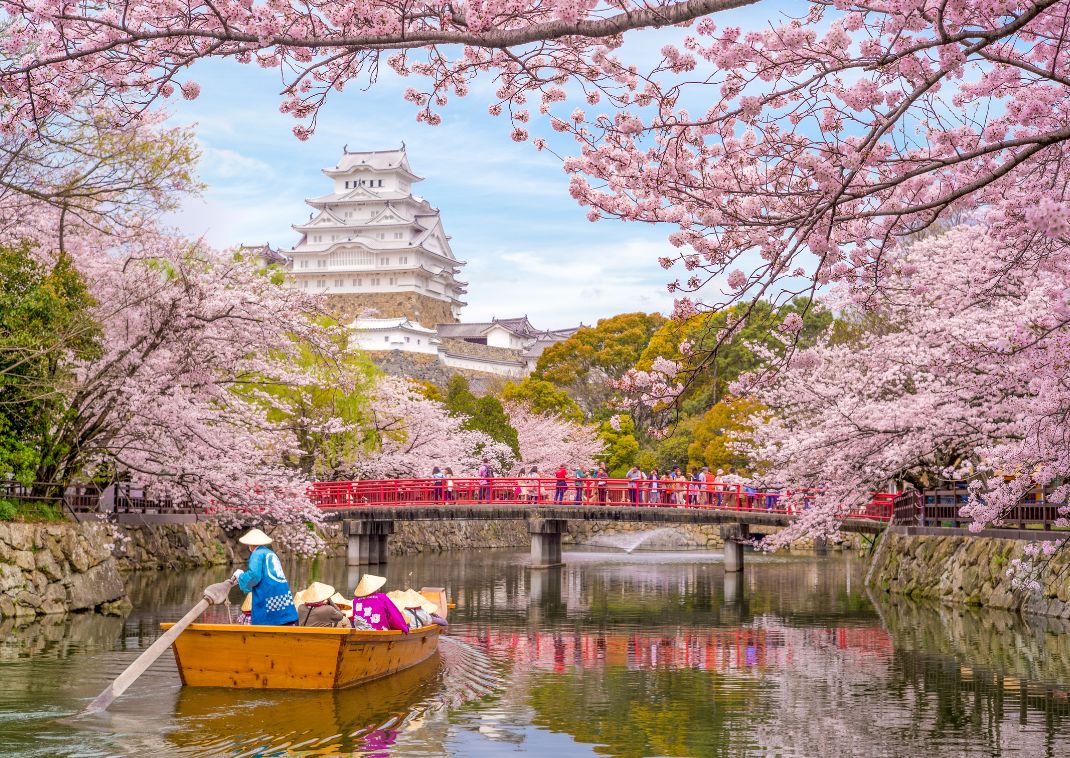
<box><xmin>296</xmin><ymin>582</ymin><xmax>350</xmax><ymax>628</ymax></box>
<box><xmin>387</xmin><ymin>589</ymin><xmax>441</xmax><ymax>628</ymax></box>
<box><xmin>231</xmin><ymin>528</ymin><xmax>299</xmax><ymax>627</ymax></box>
<box><xmin>236</xmin><ymin>593</ymin><xmax>252</xmax><ymax>625</ymax></box>
<box><xmin>351</xmin><ymin>574</ymin><xmax>409</xmax><ymax>633</ymax></box>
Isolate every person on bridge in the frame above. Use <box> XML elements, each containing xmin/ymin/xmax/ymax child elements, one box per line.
<box><xmin>649</xmin><ymin>468</ymin><xmax>662</xmax><ymax>505</ymax></box>
<box><xmin>626</xmin><ymin>466</ymin><xmax>642</xmax><ymax>504</ymax></box>
<box><xmin>431</xmin><ymin>466</ymin><xmax>444</xmax><ymax>502</ymax></box>
<box><xmin>232</xmin><ymin>528</ymin><xmax>300</xmax><ymax>627</ymax></box>
<box><xmin>554</xmin><ymin>464</ymin><xmax>568</xmax><ymax>503</ymax></box>
<box><xmin>596</xmin><ymin>466</ymin><xmax>609</xmax><ymax>505</ymax></box>
<box><xmin>478</xmin><ymin>460</ymin><xmax>493</xmax><ymax>502</ymax></box>
<box><xmin>573</xmin><ymin>467</ymin><xmax>586</xmax><ymax>504</ymax></box>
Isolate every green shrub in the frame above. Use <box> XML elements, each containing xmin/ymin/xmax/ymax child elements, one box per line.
<box><xmin>0</xmin><ymin>499</ymin><xmax>17</xmax><ymax>521</ymax></box>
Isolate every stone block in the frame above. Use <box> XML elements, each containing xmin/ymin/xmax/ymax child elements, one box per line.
<box><xmin>35</xmin><ymin>550</ymin><xmax>63</xmax><ymax>582</ymax></box>
<box><xmin>67</xmin><ymin>562</ymin><xmax>125</xmax><ymax>612</ymax></box>
<box><xmin>13</xmin><ymin>550</ymin><xmax>34</xmax><ymax>572</ymax></box>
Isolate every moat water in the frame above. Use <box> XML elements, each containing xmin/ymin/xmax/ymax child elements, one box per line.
<box><xmin>2</xmin><ymin>547</ymin><xmax>1070</xmax><ymax>757</ymax></box>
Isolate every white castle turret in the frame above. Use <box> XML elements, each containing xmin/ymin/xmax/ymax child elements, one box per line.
<box><xmin>285</xmin><ymin>146</ymin><xmax>467</xmax><ymax>326</ymax></box>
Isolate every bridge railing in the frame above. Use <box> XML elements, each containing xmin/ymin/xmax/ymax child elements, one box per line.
<box><xmin>309</xmin><ymin>478</ymin><xmax>896</xmax><ymax>521</ymax></box>
<box><xmin>893</xmin><ymin>488</ymin><xmax>1067</xmax><ymax>530</ymax></box>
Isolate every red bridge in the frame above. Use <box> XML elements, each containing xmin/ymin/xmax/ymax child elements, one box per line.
<box><xmin>309</xmin><ymin>476</ymin><xmax>899</xmax><ymax>520</ymax></box>
<box><xmin>310</xmin><ymin>477</ymin><xmax>908</xmax><ymax>570</ymax></box>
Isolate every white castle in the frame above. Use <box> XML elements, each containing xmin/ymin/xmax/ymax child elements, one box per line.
<box><xmin>251</xmin><ymin>146</ymin><xmax>579</xmax><ymax>378</ymax></box>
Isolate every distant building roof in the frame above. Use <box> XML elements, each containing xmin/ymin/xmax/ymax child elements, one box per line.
<box><xmin>350</xmin><ymin>316</ymin><xmax>438</xmax><ymax>336</ymax></box>
<box><xmin>242</xmin><ymin>243</ymin><xmax>289</xmax><ymax>266</ymax></box>
<box><xmin>436</xmin><ymin>316</ymin><xmax>582</xmax><ymax>341</ymax></box>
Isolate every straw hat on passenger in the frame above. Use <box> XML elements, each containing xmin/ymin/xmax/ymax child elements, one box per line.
<box><xmin>388</xmin><ymin>589</ymin><xmax>438</xmax><ymax>614</ymax></box>
<box><xmin>330</xmin><ymin>592</ymin><xmax>352</xmax><ymax>611</ymax></box>
<box><xmin>300</xmin><ymin>582</ymin><xmax>336</xmax><ymax>605</ymax></box>
<box><xmin>241</xmin><ymin>593</ymin><xmax>252</xmax><ymax>613</ymax></box>
<box><xmin>353</xmin><ymin>574</ymin><xmax>387</xmax><ymax>597</ymax></box>
<box><xmin>238</xmin><ymin>528</ymin><xmax>273</xmax><ymax>546</ymax></box>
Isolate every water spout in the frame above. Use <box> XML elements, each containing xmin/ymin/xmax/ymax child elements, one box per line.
<box><xmin>584</xmin><ymin>528</ymin><xmax>684</xmax><ymax>553</ymax></box>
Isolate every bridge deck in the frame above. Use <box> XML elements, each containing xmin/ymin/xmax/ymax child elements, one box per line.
<box><xmin>326</xmin><ymin>503</ymin><xmax>887</xmax><ymax>534</ymax></box>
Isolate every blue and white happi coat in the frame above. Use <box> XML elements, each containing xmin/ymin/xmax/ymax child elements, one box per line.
<box><xmin>237</xmin><ymin>546</ymin><xmax>299</xmax><ymax>626</ymax></box>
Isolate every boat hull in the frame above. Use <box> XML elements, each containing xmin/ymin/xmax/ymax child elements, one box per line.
<box><xmin>161</xmin><ymin>622</ymin><xmax>440</xmax><ymax>690</ymax></box>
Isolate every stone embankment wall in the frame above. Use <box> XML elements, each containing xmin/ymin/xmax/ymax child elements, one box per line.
<box><xmin>1</xmin><ymin>521</ymin><xmax>264</xmax><ymax>618</ymax></box>
<box><xmin>111</xmin><ymin>523</ymin><xmax>241</xmax><ymax>571</ymax></box>
<box><xmin>867</xmin><ymin>530</ymin><xmax>1070</xmax><ymax>619</ymax></box>
<box><xmin>378</xmin><ymin>519</ymin><xmax>860</xmax><ymax>555</ymax></box>
<box><xmin>0</xmin><ymin>523</ymin><xmax>126</xmax><ymax>618</ymax></box>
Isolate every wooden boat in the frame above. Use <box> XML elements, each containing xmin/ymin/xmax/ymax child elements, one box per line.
<box><xmin>161</xmin><ymin>587</ymin><xmax>449</xmax><ymax>690</ymax></box>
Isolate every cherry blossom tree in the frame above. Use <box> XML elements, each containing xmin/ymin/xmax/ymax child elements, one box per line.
<box><xmin>8</xmin><ymin>212</ymin><xmax>344</xmax><ymax>552</ymax></box>
<box><xmin>355</xmin><ymin>376</ymin><xmax>514</xmax><ymax>477</ymax></box>
<box><xmin>738</xmin><ymin>224</ymin><xmax>1070</xmax><ymax>550</ymax></box>
<box><xmin>505</xmin><ymin>401</ymin><xmax>603</xmax><ymax>473</ymax></box>
<box><xmin>4</xmin><ymin>1</ymin><xmax>1069</xmax><ymax>338</ymax></box>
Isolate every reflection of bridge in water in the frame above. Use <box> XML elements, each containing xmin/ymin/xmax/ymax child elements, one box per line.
<box><xmin>454</xmin><ymin>623</ymin><xmax>895</xmax><ymax>674</ymax></box>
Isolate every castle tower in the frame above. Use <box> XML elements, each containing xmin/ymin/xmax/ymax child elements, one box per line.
<box><xmin>286</xmin><ymin>146</ymin><xmax>467</xmax><ymax>326</ymax></box>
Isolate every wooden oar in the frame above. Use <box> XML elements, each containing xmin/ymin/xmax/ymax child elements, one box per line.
<box><xmin>80</xmin><ymin>577</ymin><xmax>237</xmax><ymax>716</ymax></box>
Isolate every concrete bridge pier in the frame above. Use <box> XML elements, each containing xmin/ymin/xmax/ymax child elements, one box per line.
<box><xmin>529</xmin><ymin>518</ymin><xmax>567</xmax><ymax>568</ymax></box>
<box><xmin>720</xmin><ymin>523</ymin><xmax>749</xmax><ymax>573</ymax></box>
<box><xmin>344</xmin><ymin>519</ymin><xmax>394</xmax><ymax>566</ymax></box>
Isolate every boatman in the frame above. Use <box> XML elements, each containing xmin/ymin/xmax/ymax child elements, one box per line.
<box><xmin>231</xmin><ymin>528</ymin><xmax>299</xmax><ymax>626</ymax></box>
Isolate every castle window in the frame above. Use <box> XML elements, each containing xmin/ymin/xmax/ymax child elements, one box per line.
<box><xmin>351</xmin><ymin>278</ymin><xmax>358</xmax><ymax>286</ymax></box>
<box><xmin>405</xmin><ymin>336</ymin><xmax>410</xmax><ymax>343</ymax></box>
<box><xmin>399</xmin><ymin>256</ymin><xmax>408</xmax><ymax>264</ymax></box>
<box><xmin>334</xmin><ymin>278</ymin><xmax>343</xmax><ymax>287</ymax></box>
<box><xmin>417</xmin><ymin>339</ymin><xmax>421</xmax><ymax>345</ymax></box>
<box><xmin>378</xmin><ymin>180</ymin><xmax>384</xmax><ymax>187</ymax></box>
<box><xmin>299</xmin><ymin>260</ymin><xmax>308</xmax><ymax>269</ymax></box>
<box><xmin>394</xmin><ymin>233</ymin><xmax>403</xmax><ymax>240</ymax></box>
<box><xmin>389</xmin><ymin>276</ymin><xmax>397</xmax><ymax>286</ymax></box>
<box><xmin>345</xmin><ymin>181</ymin><xmax>350</xmax><ymax>189</ymax></box>
<box><xmin>384</xmin><ymin>335</ymin><xmax>389</xmax><ymax>342</ymax></box>
<box><xmin>316</xmin><ymin>280</ymin><xmax>325</xmax><ymax>288</ymax></box>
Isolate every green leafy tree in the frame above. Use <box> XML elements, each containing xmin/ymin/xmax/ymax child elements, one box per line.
<box><xmin>0</xmin><ymin>243</ymin><xmax>101</xmax><ymax>483</ymax></box>
<box><xmin>444</xmin><ymin>375</ymin><xmax>520</xmax><ymax>465</ymax></box>
<box><xmin>639</xmin><ymin>298</ymin><xmax>831</xmax><ymax>410</ymax></box>
<box><xmin>534</xmin><ymin>312</ymin><xmax>666</xmax><ymax>416</ymax></box>
<box><xmin>687</xmin><ymin>396</ymin><xmax>764</xmax><ymax>474</ymax></box>
<box><xmin>598</xmin><ymin>415</ymin><xmax>640</xmax><ymax>477</ymax></box>
<box><xmin>500</xmin><ymin>378</ymin><xmax>583</xmax><ymax>422</ymax></box>
<box><xmin>260</xmin><ymin>334</ymin><xmax>379</xmax><ymax>479</ymax></box>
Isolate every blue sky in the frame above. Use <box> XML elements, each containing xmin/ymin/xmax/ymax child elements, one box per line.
<box><xmin>164</xmin><ymin>54</ymin><xmax>683</xmax><ymax>328</ymax></box>
<box><xmin>163</xmin><ymin>4</ymin><xmax>798</xmax><ymax>326</ymax></box>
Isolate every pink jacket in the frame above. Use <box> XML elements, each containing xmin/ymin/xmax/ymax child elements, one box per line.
<box><xmin>351</xmin><ymin>592</ymin><xmax>409</xmax><ymax>633</ymax></box>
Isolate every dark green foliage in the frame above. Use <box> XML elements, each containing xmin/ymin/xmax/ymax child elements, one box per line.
<box><xmin>445</xmin><ymin>375</ymin><xmax>520</xmax><ymax>462</ymax></box>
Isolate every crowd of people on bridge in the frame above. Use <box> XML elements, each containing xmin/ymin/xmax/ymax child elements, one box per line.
<box><xmin>417</xmin><ymin>462</ymin><xmax>776</xmax><ymax>508</ymax></box>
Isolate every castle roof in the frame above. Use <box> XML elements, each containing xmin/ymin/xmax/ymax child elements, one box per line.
<box><xmin>324</xmin><ymin>146</ymin><xmax>421</xmax><ymax>180</ymax></box>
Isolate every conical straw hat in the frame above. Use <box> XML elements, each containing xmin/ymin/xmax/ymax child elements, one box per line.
<box><xmin>405</xmin><ymin>589</ymin><xmax>439</xmax><ymax>614</ymax></box>
<box><xmin>386</xmin><ymin>590</ymin><xmax>410</xmax><ymax>613</ymax></box>
<box><xmin>300</xmin><ymin>582</ymin><xmax>335</xmax><ymax>605</ymax></box>
<box><xmin>388</xmin><ymin>589</ymin><xmax>437</xmax><ymax>614</ymax></box>
<box><xmin>241</xmin><ymin>593</ymin><xmax>252</xmax><ymax>613</ymax></box>
<box><xmin>330</xmin><ymin>592</ymin><xmax>352</xmax><ymax>610</ymax></box>
<box><xmin>353</xmin><ymin>574</ymin><xmax>386</xmax><ymax>597</ymax></box>
<box><xmin>237</xmin><ymin>528</ymin><xmax>272</xmax><ymax>546</ymax></box>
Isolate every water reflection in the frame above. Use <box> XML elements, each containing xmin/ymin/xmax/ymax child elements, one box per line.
<box><xmin>0</xmin><ymin>549</ymin><xmax>1068</xmax><ymax>756</ymax></box>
